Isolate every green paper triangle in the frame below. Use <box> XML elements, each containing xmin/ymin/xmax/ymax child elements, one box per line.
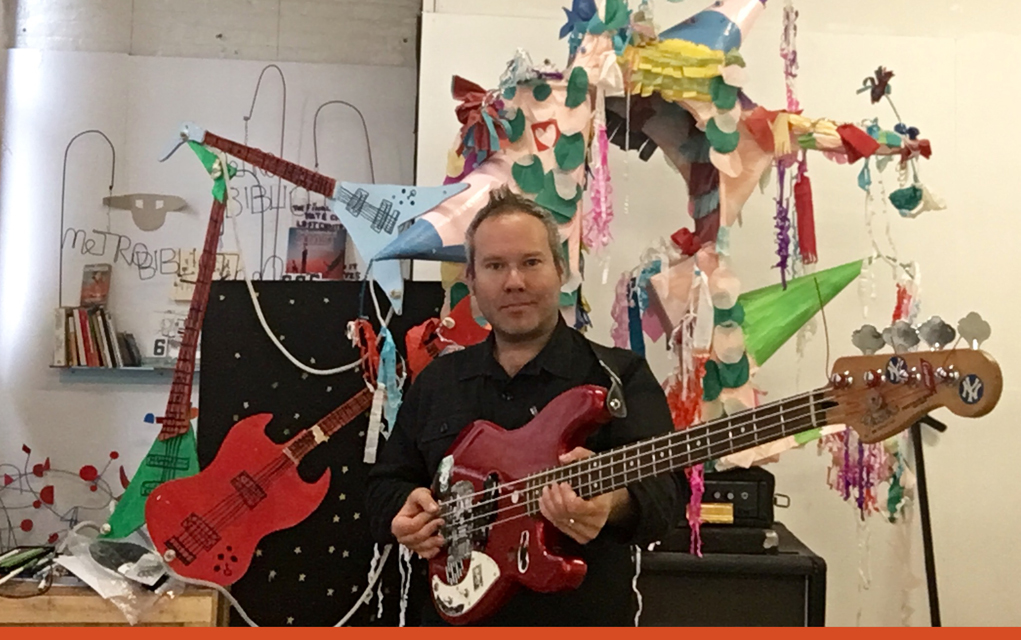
<box><xmin>188</xmin><ymin>141</ymin><xmax>237</xmax><ymax>203</ymax></box>
<box><xmin>512</xmin><ymin>156</ymin><xmax>545</xmax><ymax>194</ymax></box>
<box><xmin>566</xmin><ymin>67</ymin><xmax>590</xmax><ymax>109</ymax></box>
<box><xmin>102</xmin><ymin>427</ymin><xmax>199</xmax><ymax>539</ymax></box>
<box><xmin>739</xmin><ymin>260</ymin><xmax>863</xmax><ymax>365</ymax></box>
<box><xmin>554</xmin><ymin>132</ymin><xmax>586</xmax><ymax>171</ymax></box>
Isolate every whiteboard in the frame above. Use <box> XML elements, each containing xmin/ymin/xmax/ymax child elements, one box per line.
<box><xmin>0</xmin><ymin>49</ymin><xmax>417</xmax><ymax>545</ymax></box>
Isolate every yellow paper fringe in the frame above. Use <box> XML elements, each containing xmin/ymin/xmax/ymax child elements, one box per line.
<box><xmin>622</xmin><ymin>39</ymin><xmax>725</xmax><ymax>103</ymax></box>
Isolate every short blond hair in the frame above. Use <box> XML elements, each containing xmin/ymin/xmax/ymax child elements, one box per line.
<box><xmin>465</xmin><ymin>185</ymin><xmax>565</xmax><ymax>277</ymax></box>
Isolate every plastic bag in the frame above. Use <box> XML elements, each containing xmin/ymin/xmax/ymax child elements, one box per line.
<box><xmin>55</xmin><ymin>525</ymin><xmax>186</xmax><ymax>625</ymax></box>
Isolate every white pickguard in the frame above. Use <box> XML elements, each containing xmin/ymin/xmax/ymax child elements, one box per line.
<box><xmin>431</xmin><ymin>551</ymin><xmax>501</xmax><ymax>619</ymax></box>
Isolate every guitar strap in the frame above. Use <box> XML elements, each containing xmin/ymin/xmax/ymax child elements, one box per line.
<box><xmin>588</xmin><ymin>342</ymin><xmax>628</xmax><ymax>420</ymax></box>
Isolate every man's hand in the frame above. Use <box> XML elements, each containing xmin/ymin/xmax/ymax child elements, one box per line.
<box><xmin>538</xmin><ymin>447</ymin><xmax>631</xmax><ymax>544</ymax></box>
<box><xmin>391</xmin><ymin>487</ymin><xmax>445</xmax><ymax>559</ymax></box>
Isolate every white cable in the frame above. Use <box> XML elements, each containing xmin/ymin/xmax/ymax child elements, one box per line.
<box><xmin>632</xmin><ymin>545</ymin><xmax>643</xmax><ymax>627</ymax></box>
<box><xmin>161</xmin><ymin>544</ymin><xmax>392</xmax><ymax>627</ymax></box>
<box><xmin>217</xmin><ymin>150</ymin><xmax>361</xmax><ymax>376</ymax></box>
<box><xmin>335</xmin><ymin>544</ymin><xmax>392</xmax><ymax>627</ymax></box>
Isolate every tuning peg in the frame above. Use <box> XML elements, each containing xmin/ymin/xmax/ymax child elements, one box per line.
<box><xmin>958</xmin><ymin>312</ymin><xmax>991</xmax><ymax>349</ymax></box>
<box><xmin>852</xmin><ymin>324</ymin><xmax>885</xmax><ymax>355</ymax></box>
<box><xmin>882</xmin><ymin>320</ymin><xmax>920</xmax><ymax>353</ymax></box>
<box><xmin>919</xmin><ymin>316</ymin><xmax>956</xmax><ymax>350</ymax></box>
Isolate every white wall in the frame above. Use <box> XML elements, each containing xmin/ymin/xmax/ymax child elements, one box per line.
<box><xmin>418</xmin><ymin>0</ymin><xmax>1021</xmax><ymax>627</ymax></box>
<box><xmin>0</xmin><ymin>1</ymin><xmax>418</xmax><ymax>548</ymax></box>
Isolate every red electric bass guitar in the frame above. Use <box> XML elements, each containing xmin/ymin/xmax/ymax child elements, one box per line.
<box><xmin>146</xmin><ymin>387</ymin><xmax>373</xmax><ymax>585</ymax></box>
<box><xmin>428</xmin><ymin>349</ymin><xmax>1001</xmax><ymax>624</ymax></box>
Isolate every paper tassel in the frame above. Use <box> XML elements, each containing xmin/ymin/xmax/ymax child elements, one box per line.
<box><xmin>772</xmin><ymin>112</ymin><xmax>792</xmax><ymax>157</ymax></box>
<box><xmin>794</xmin><ymin>170</ymin><xmax>817</xmax><ymax>263</ymax></box>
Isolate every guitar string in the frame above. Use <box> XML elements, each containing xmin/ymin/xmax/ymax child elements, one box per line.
<box><xmin>448</xmin><ymin>382</ymin><xmax>929</xmax><ymax>531</ymax></box>
<box><xmin>436</xmin><ymin>387</ymin><xmax>822</xmax><ymax>511</ymax></box>
<box><xmin>448</xmin><ymin>393</ymin><xmax>907</xmax><ymax>540</ymax></box>
<box><xmin>444</xmin><ymin>383</ymin><xmax>930</xmax><ymax>535</ymax></box>
<box><xmin>442</xmin><ymin>394</ymin><xmax>835</xmax><ymax>533</ymax></box>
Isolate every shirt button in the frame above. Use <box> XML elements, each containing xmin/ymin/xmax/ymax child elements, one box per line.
<box><xmin>502</xmin><ymin>392</ymin><xmax>513</xmax><ymax>401</ymax></box>
<box><xmin>439</xmin><ymin>422</ymin><xmax>448</xmax><ymax>433</ymax></box>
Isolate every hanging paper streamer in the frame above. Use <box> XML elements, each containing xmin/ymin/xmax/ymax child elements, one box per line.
<box><xmin>377</xmin><ymin>326</ymin><xmax>403</xmax><ymax>432</ymax></box>
<box><xmin>773</xmin><ymin>161</ymin><xmax>793</xmax><ymax>287</ymax></box>
<box><xmin>794</xmin><ymin>159</ymin><xmax>817</xmax><ymax>264</ymax></box>
<box><xmin>583</xmin><ymin>123</ymin><xmax>615</xmax><ymax>251</ymax></box>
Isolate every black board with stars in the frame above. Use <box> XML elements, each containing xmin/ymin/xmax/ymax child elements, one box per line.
<box><xmin>200</xmin><ymin>280</ymin><xmax>444</xmax><ymax>627</ymax></box>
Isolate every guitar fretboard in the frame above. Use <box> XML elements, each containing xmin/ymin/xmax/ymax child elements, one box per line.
<box><xmin>522</xmin><ymin>389</ymin><xmax>835</xmax><ymax>510</ymax></box>
<box><xmin>158</xmin><ymin>199</ymin><xmax>226</xmax><ymax>440</ymax></box>
<box><xmin>285</xmin><ymin>388</ymin><xmax>375</xmax><ymax>462</ymax></box>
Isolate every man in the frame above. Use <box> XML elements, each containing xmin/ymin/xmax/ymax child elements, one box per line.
<box><xmin>365</xmin><ymin>186</ymin><xmax>687</xmax><ymax>626</ymax></box>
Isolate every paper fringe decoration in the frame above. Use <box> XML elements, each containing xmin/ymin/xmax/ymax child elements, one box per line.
<box><xmin>583</xmin><ymin>122</ymin><xmax>615</xmax><ymax>251</ymax></box>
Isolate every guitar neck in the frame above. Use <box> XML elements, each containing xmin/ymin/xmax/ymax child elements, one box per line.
<box><xmin>158</xmin><ymin>199</ymin><xmax>227</xmax><ymax>441</ymax></box>
<box><xmin>284</xmin><ymin>388</ymin><xmax>375</xmax><ymax>463</ymax></box>
<box><xmin>528</xmin><ymin>388</ymin><xmax>836</xmax><ymax>501</ymax></box>
<box><xmin>202</xmin><ymin>131</ymin><xmax>337</xmax><ymax>198</ymax></box>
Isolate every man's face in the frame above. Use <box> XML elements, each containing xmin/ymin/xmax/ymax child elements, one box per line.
<box><xmin>468</xmin><ymin>211</ymin><xmax>563</xmax><ymax>342</ymax></box>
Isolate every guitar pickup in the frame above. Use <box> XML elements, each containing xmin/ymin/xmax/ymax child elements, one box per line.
<box><xmin>230</xmin><ymin>471</ymin><xmax>267</xmax><ymax>509</ymax></box>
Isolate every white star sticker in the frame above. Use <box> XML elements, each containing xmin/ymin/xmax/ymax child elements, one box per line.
<box><xmin>333</xmin><ymin>514</ymin><xmax>340</xmax><ymax>523</ymax></box>
<box><xmin>338</xmin><ymin>494</ymin><xmax>346</xmax><ymax>501</ymax></box>
<box><xmin>298</xmin><ymin>574</ymin><xmax>306</xmax><ymax>582</ymax></box>
<box><xmin>294</xmin><ymin>546</ymin><xmax>302</xmax><ymax>554</ymax></box>
<box><xmin>342</xmin><ymin>550</ymin><xmax>349</xmax><ymax>558</ymax></box>
<box><xmin>342</xmin><ymin>466</ymin><xmax>349</xmax><ymax>474</ymax></box>
<box><xmin>351</xmin><ymin>585</ymin><xmax>359</xmax><ymax>593</ymax></box>
<box><xmin>328</xmin><ymin>546</ymin><xmax>336</xmax><ymax>554</ymax></box>
<box><xmin>255</xmin><ymin>549</ymin><xmax>262</xmax><ymax>557</ymax></box>
<box><xmin>268</xmin><ymin>570</ymin><xmax>276</xmax><ymax>581</ymax></box>
<box><xmin>353</xmin><ymin>512</ymin><xmax>360</xmax><ymax>520</ymax></box>
<box><xmin>327</xmin><ymin>588</ymin><xmax>335</xmax><ymax>596</ymax></box>
<box><xmin>286</xmin><ymin>617</ymin><xmax>294</xmax><ymax>625</ymax></box>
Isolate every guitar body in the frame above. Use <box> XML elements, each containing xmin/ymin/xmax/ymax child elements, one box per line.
<box><xmin>146</xmin><ymin>413</ymin><xmax>330</xmax><ymax>585</ymax></box>
<box><xmin>428</xmin><ymin>385</ymin><xmax>610</xmax><ymax>625</ymax></box>
<box><xmin>104</xmin><ymin>427</ymin><xmax>200</xmax><ymax>539</ymax></box>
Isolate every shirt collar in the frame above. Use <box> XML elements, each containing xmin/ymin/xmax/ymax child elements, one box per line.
<box><xmin>458</xmin><ymin>316</ymin><xmax>575</xmax><ymax>381</ymax></box>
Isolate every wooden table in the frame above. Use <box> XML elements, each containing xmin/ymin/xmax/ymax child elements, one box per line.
<box><xmin>0</xmin><ymin>581</ymin><xmax>227</xmax><ymax>626</ymax></box>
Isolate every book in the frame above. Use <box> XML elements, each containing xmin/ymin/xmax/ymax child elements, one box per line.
<box><xmin>285</xmin><ymin>226</ymin><xmax>347</xmax><ymax>280</ymax></box>
<box><xmin>94</xmin><ymin>309</ymin><xmax>113</xmax><ymax>368</ymax></box>
<box><xmin>104</xmin><ymin>310</ymin><xmax>125</xmax><ymax>368</ymax></box>
<box><xmin>71</xmin><ymin>312</ymin><xmax>85</xmax><ymax>366</ymax></box>
<box><xmin>76</xmin><ymin>308</ymin><xmax>97</xmax><ymax>367</ymax></box>
<box><xmin>80</xmin><ymin>264</ymin><xmax>112</xmax><ymax>307</ymax></box>
<box><xmin>66</xmin><ymin>314</ymin><xmax>78</xmax><ymax>367</ymax></box>
<box><xmin>53</xmin><ymin>308</ymin><xmax>68</xmax><ymax>367</ymax></box>
<box><xmin>122</xmin><ymin>333</ymin><xmax>143</xmax><ymax>367</ymax></box>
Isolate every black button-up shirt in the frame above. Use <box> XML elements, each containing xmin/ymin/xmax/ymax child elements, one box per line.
<box><xmin>365</xmin><ymin>318</ymin><xmax>688</xmax><ymax>626</ymax></box>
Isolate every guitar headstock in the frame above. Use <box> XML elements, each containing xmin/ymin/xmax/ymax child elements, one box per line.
<box><xmin>828</xmin><ymin>348</ymin><xmax>1002</xmax><ymax>444</ymax></box>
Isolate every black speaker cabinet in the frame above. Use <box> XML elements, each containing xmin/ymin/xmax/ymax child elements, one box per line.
<box><xmin>637</xmin><ymin>523</ymin><xmax>826</xmax><ymax>627</ymax></box>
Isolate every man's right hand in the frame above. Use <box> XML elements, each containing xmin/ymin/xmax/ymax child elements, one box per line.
<box><xmin>391</xmin><ymin>487</ymin><xmax>445</xmax><ymax>559</ymax></box>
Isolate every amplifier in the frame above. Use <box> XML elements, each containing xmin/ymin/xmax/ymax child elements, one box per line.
<box><xmin>693</xmin><ymin>466</ymin><xmax>775</xmax><ymax>528</ymax></box>
<box><xmin>638</xmin><ymin>523</ymin><xmax>827</xmax><ymax>627</ymax></box>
